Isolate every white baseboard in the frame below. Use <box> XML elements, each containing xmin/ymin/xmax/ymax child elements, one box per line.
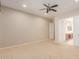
<box><xmin>0</xmin><ymin>39</ymin><xmax>48</xmax><ymax>50</ymax></box>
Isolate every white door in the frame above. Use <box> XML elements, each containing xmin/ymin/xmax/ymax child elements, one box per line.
<box><xmin>49</xmin><ymin>22</ymin><xmax>54</xmax><ymax>40</ymax></box>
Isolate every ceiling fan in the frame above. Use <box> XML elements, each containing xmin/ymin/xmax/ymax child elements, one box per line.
<box><xmin>40</xmin><ymin>3</ymin><xmax>58</xmax><ymax>13</ymax></box>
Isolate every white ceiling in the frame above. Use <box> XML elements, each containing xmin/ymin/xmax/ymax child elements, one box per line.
<box><xmin>1</xmin><ymin>0</ymin><xmax>79</xmax><ymax>19</ymax></box>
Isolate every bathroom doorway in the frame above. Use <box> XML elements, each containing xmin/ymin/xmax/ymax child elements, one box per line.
<box><xmin>65</xmin><ymin>17</ymin><xmax>73</xmax><ymax>46</ymax></box>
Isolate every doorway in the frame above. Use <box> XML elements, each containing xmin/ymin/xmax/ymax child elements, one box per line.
<box><xmin>49</xmin><ymin>21</ymin><xmax>54</xmax><ymax>40</ymax></box>
<box><xmin>65</xmin><ymin>17</ymin><xmax>73</xmax><ymax>46</ymax></box>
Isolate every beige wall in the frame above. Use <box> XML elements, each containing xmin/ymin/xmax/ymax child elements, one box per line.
<box><xmin>0</xmin><ymin>7</ymin><xmax>49</xmax><ymax>48</ymax></box>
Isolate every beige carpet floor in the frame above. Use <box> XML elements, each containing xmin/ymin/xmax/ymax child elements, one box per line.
<box><xmin>0</xmin><ymin>40</ymin><xmax>79</xmax><ymax>59</ymax></box>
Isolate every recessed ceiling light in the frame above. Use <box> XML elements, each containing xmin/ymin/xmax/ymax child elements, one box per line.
<box><xmin>22</xmin><ymin>4</ymin><xmax>27</xmax><ymax>8</ymax></box>
<box><xmin>75</xmin><ymin>0</ymin><xmax>79</xmax><ymax>2</ymax></box>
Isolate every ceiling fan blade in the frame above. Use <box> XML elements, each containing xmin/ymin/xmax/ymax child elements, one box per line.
<box><xmin>43</xmin><ymin>3</ymin><xmax>49</xmax><ymax>7</ymax></box>
<box><xmin>46</xmin><ymin>9</ymin><xmax>49</xmax><ymax>13</ymax></box>
<box><xmin>51</xmin><ymin>4</ymin><xmax>58</xmax><ymax>8</ymax></box>
<box><xmin>51</xmin><ymin>9</ymin><xmax>57</xmax><ymax>12</ymax></box>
